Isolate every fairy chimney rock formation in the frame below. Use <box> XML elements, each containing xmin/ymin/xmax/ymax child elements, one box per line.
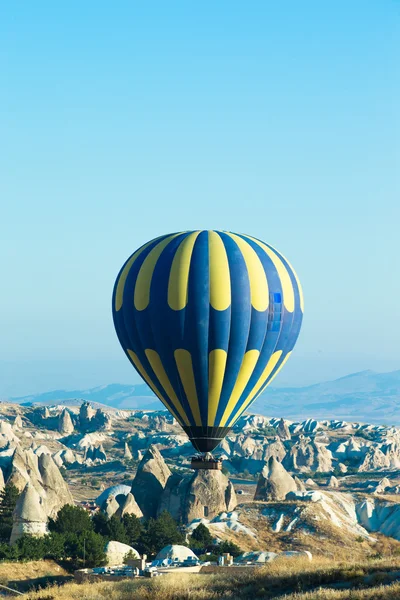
<box><xmin>118</xmin><ymin>493</ymin><xmax>143</xmax><ymax>518</ymax></box>
<box><xmin>277</xmin><ymin>418</ymin><xmax>291</xmax><ymax>441</ymax></box>
<box><xmin>159</xmin><ymin>469</ymin><xmax>237</xmax><ymax>524</ymax></box>
<box><xmin>124</xmin><ymin>443</ymin><xmax>133</xmax><ymax>460</ymax></box>
<box><xmin>254</xmin><ymin>456</ymin><xmax>297</xmax><ymax>501</ymax></box>
<box><xmin>131</xmin><ymin>445</ymin><xmax>171</xmax><ymax>519</ymax></box>
<box><xmin>58</xmin><ymin>409</ymin><xmax>74</xmax><ymax>435</ymax></box>
<box><xmin>38</xmin><ymin>453</ymin><xmax>74</xmax><ymax>518</ymax></box>
<box><xmin>10</xmin><ymin>483</ymin><xmax>48</xmax><ymax>544</ymax></box>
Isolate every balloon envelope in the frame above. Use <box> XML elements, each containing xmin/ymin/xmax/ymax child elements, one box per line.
<box><xmin>112</xmin><ymin>230</ymin><xmax>303</xmax><ymax>452</ymax></box>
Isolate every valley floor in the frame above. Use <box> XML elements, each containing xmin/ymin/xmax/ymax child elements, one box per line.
<box><xmin>7</xmin><ymin>556</ymin><xmax>400</xmax><ymax>600</ymax></box>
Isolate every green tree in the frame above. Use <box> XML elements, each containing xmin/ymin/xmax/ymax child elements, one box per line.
<box><xmin>139</xmin><ymin>511</ymin><xmax>185</xmax><ymax>557</ymax></box>
<box><xmin>217</xmin><ymin>540</ymin><xmax>242</xmax><ymax>557</ymax></box>
<box><xmin>63</xmin><ymin>531</ymin><xmax>106</xmax><ymax>569</ymax></box>
<box><xmin>122</xmin><ymin>514</ymin><xmax>142</xmax><ymax>546</ymax></box>
<box><xmin>0</xmin><ymin>483</ymin><xmax>20</xmax><ymax>542</ymax></box>
<box><xmin>92</xmin><ymin>511</ymin><xmax>109</xmax><ymax>537</ymax></box>
<box><xmin>190</xmin><ymin>523</ymin><xmax>213</xmax><ymax>551</ymax></box>
<box><xmin>15</xmin><ymin>535</ymin><xmax>46</xmax><ymax>560</ymax></box>
<box><xmin>48</xmin><ymin>505</ymin><xmax>93</xmax><ymax>535</ymax></box>
<box><xmin>106</xmin><ymin>515</ymin><xmax>129</xmax><ymax>544</ymax></box>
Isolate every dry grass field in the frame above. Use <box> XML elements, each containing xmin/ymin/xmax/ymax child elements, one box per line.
<box><xmin>10</xmin><ymin>556</ymin><xmax>400</xmax><ymax>600</ymax></box>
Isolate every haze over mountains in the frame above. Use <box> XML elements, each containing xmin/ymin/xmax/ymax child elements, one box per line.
<box><xmin>6</xmin><ymin>370</ymin><xmax>400</xmax><ymax>425</ymax></box>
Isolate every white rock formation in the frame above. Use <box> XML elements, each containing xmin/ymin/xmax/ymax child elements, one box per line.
<box><xmin>10</xmin><ymin>483</ymin><xmax>48</xmax><ymax>544</ymax></box>
<box><xmin>105</xmin><ymin>541</ymin><xmax>139</xmax><ymax>565</ymax></box>
<box><xmin>123</xmin><ymin>443</ymin><xmax>132</xmax><ymax>460</ymax></box>
<box><xmin>254</xmin><ymin>456</ymin><xmax>297</xmax><ymax>501</ymax></box>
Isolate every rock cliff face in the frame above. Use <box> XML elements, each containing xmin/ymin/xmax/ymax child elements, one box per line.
<box><xmin>254</xmin><ymin>456</ymin><xmax>297</xmax><ymax>501</ymax></box>
<box><xmin>10</xmin><ymin>483</ymin><xmax>48</xmax><ymax>544</ymax></box>
<box><xmin>131</xmin><ymin>446</ymin><xmax>171</xmax><ymax>519</ymax></box>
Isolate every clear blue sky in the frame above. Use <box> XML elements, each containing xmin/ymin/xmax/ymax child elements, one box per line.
<box><xmin>1</xmin><ymin>1</ymin><xmax>399</xmax><ymax>396</ymax></box>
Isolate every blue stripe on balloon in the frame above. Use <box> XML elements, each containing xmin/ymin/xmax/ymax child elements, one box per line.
<box><xmin>213</xmin><ymin>232</ymin><xmax>251</xmax><ymax>426</ymax></box>
<box><xmin>148</xmin><ymin>232</ymin><xmax>197</xmax><ymax>424</ymax></box>
<box><xmin>112</xmin><ymin>236</ymin><xmax>181</xmax><ymax>418</ymax></box>
<box><xmin>183</xmin><ymin>231</ymin><xmax>210</xmax><ymax>426</ymax></box>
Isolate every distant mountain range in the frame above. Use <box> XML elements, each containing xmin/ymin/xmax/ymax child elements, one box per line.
<box><xmin>5</xmin><ymin>370</ymin><xmax>400</xmax><ymax>425</ymax></box>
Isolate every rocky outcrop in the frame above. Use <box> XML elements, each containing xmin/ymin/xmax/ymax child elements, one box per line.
<box><xmin>79</xmin><ymin>402</ymin><xmax>96</xmax><ymax>430</ymax></box>
<box><xmin>38</xmin><ymin>453</ymin><xmax>74</xmax><ymax>518</ymax></box>
<box><xmin>8</xmin><ymin>447</ymin><xmax>42</xmax><ymax>492</ymax></box>
<box><xmin>284</xmin><ymin>437</ymin><xmax>333</xmax><ymax>473</ymax></box>
<box><xmin>158</xmin><ymin>469</ymin><xmax>236</xmax><ymax>524</ymax></box>
<box><xmin>305</xmin><ymin>478</ymin><xmax>318</xmax><ymax>487</ymax></box>
<box><xmin>13</xmin><ymin>415</ymin><xmax>23</xmax><ymax>430</ymax></box>
<box><xmin>277</xmin><ymin>418</ymin><xmax>291</xmax><ymax>441</ymax></box>
<box><xmin>358</xmin><ymin>447</ymin><xmax>391</xmax><ymax>472</ymax></box>
<box><xmin>58</xmin><ymin>409</ymin><xmax>74</xmax><ymax>435</ymax></box>
<box><xmin>84</xmin><ymin>444</ymin><xmax>107</xmax><ymax>463</ymax></box>
<box><xmin>105</xmin><ymin>541</ymin><xmax>139</xmax><ymax>565</ymax></box>
<box><xmin>184</xmin><ymin>470</ymin><xmax>237</xmax><ymax>523</ymax></box>
<box><xmin>123</xmin><ymin>443</ymin><xmax>132</xmax><ymax>460</ymax></box>
<box><xmin>103</xmin><ymin>494</ymin><xmax>120</xmax><ymax>518</ymax></box>
<box><xmin>117</xmin><ymin>493</ymin><xmax>143</xmax><ymax>518</ymax></box>
<box><xmin>371</xmin><ymin>478</ymin><xmax>391</xmax><ymax>495</ymax></box>
<box><xmin>294</xmin><ymin>476</ymin><xmax>306</xmax><ymax>491</ymax></box>
<box><xmin>10</xmin><ymin>483</ymin><xmax>48</xmax><ymax>544</ymax></box>
<box><xmin>254</xmin><ymin>457</ymin><xmax>297</xmax><ymax>501</ymax></box>
<box><xmin>356</xmin><ymin>498</ymin><xmax>400</xmax><ymax>540</ymax></box>
<box><xmin>328</xmin><ymin>475</ymin><xmax>339</xmax><ymax>489</ymax></box>
<box><xmin>131</xmin><ymin>446</ymin><xmax>172</xmax><ymax>519</ymax></box>
<box><xmin>94</xmin><ymin>409</ymin><xmax>112</xmax><ymax>431</ymax></box>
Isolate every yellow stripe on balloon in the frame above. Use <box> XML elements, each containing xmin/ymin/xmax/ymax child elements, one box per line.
<box><xmin>225</xmin><ymin>233</ymin><xmax>269</xmax><ymax>311</ymax></box>
<box><xmin>227</xmin><ymin>350</ymin><xmax>282</xmax><ymax>426</ymax></box>
<box><xmin>208</xmin><ymin>349</ymin><xmax>227</xmax><ymax>426</ymax></box>
<box><xmin>168</xmin><ymin>232</ymin><xmax>200</xmax><ymax>310</ymax></box>
<box><xmin>134</xmin><ymin>234</ymin><xmax>181</xmax><ymax>311</ymax></box>
<box><xmin>144</xmin><ymin>349</ymin><xmax>190</xmax><ymax>425</ymax></box>
<box><xmin>243</xmin><ymin>235</ymin><xmax>295</xmax><ymax>313</ymax></box>
<box><xmin>115</xmin><ymin>238</ymin><xmax>162</xmax><ymax>312</ymax></box>
<box><xmin>258</xmin><ymin>351</ymin><xmax>292</xmax><ymax>392</ymax></box>
<box><xmin>208</xmin><ymin>231</ymin><xmax>231</xmax><ymax>311</ymax></box>
<box><xmin>174</xmin><ymin>349</ymin><xmax>202</xmax><ymax>426</ymax></box>
<box><xmin>220</xmin><ymin>349</ymin><xmax>260</xmax><ymax>427</ymax></box>
<box><xmin>126</xmin><ymin>349</ymin><xmax>180</xmax><ymax>423</ymax></box>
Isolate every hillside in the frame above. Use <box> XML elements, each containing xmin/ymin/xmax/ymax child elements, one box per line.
<box><xmin>7</xmin><ymin>370</ymin><xmax>400</xmax><ymax>424</ymax></box>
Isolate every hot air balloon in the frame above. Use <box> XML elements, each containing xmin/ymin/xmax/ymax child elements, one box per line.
<box><xmin>112</xmin><ymin>230</ymin><xmax>303</xmax><ymax>468</ymax></box>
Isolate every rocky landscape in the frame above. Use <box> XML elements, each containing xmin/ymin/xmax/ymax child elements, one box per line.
<box><xmin>1</xmin><ymin>399</ymin><xmax>400</xmax><ymax>561</ymax></box>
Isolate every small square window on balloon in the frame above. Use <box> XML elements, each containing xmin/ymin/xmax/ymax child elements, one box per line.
<box><xmin>274</xmin><ymin>293</ymin><xmax>282</xmax><ymax>303</ymax></box>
